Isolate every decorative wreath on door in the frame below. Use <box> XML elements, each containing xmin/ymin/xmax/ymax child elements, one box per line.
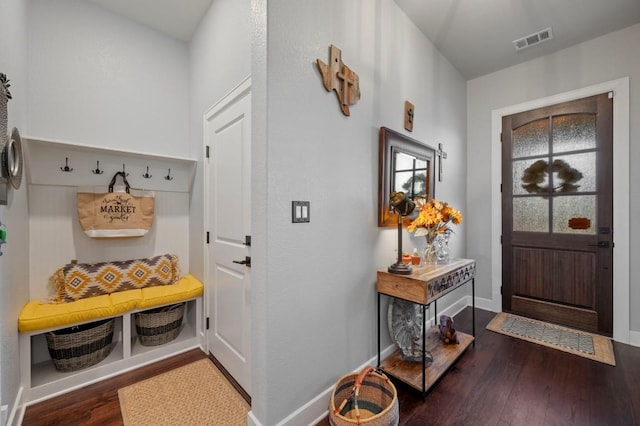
<box><xmin>521</xmin><ymin>159</ymin><xmax>583</xmax><ymax>194</ymax></box>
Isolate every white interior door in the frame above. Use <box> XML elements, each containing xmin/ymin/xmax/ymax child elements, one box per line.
<box><xmin>204</xmin><ymin>77</ymin><xmax>251</xmax><ymax>395</ymax></box>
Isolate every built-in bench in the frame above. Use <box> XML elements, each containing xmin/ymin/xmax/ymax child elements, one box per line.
<box><xmin>19</xmin><ymin>274</ymin><xmax>203</xmax><ymax>333</ymax></box>
<box><xmin>18</xmin><ymin>274</ymin><xmax>205</xmax><ymax>406</ymax></box>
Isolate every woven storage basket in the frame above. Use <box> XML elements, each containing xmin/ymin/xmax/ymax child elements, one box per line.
<box><xmin>329</xmin><ymin>366</ymin><xmax>399</xmax><ymax>426</ymax></box>
<box><xmin>134</xmin><ymin>303</ymin><xmax>185</xmax><ymax>346</ymax></box>
<box><xmin>46</xmin><ymin>318</ymin><xmax>115</xmax><ymax>372</ymax></box>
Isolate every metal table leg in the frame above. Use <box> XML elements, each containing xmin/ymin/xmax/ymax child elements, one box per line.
<box><xmin>377</xmin><ymin>292</ymin><xmax>381</xmax><ymax>367</ymax></box>
<box><xmin>472</xmin><ymin>278</ymin><xmax>476</xmax><ymax>344</ymax></box>
<box><xmin>421</xmin><ymin>303</ymin><xmax>426</xmax><ymax>396</ymax></box>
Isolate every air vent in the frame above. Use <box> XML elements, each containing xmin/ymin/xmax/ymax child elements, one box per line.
<box><xmin>513</xmin><ymin>27</ymin><xmax>553</xmax><ymax>51</ymax></box>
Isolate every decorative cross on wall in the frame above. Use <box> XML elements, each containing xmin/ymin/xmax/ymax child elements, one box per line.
<box><xmin>316</xmin><ymin>45</ymin><xmax>361</xmax><ymax>116</ymax></box>
<box><xmin>436</xmin><ymin>143</ymin><xmax>447</xmax><ymax>182</ymax></box>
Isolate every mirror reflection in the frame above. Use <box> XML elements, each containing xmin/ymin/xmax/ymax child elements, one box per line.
<box><xmin>392</xmin><ymin>150</ymin><xmax>428</xmax><ymax>199</ymax></box>
<box><xmin>378</xmin><ymin>127</ymin><xmax>436</xmax><ymax>227</ymax></box>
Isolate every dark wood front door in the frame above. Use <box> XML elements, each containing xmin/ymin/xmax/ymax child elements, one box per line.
<box><xmin>501</xmin><ymin>93</ymin><xmax>613</xmax><ymax>336</ymax></box>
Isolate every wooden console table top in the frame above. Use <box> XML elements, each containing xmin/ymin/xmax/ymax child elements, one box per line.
<box><xmin>377</xmin><ymin>258</ymin><xmax>476</xmax><ymax>305</ymax></box>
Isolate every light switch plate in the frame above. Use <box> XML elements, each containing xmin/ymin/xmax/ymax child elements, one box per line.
<box><xmin>292</xmin><ymin>201</ymin><xmax>310</xmax><ymax>223</ymax></box>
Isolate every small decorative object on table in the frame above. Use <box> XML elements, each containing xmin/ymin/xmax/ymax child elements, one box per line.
<box><xmin>411</xmin><ymin>248</ymin><xmax>421</xmax><ymax>265</ymax></box>
<box><xmin>387</xmin><ymin>191</ymin><xmax>416</xmax><ymax>275</ymax></box>
<box><xmin>407</xmin><ymin>198</ymin><xmax>462</xmax><ymax>264</ymax></box>
<box><xmin>438</xmin><ymin>315</ymin><xmax>459</xmax><ymax>345</ymax></box>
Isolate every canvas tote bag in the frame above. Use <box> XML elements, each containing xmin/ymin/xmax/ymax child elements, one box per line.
<box><xmin>77</xmin><ymin>171</ymin><xmax>155</xmax><ymax>238</ymax></box>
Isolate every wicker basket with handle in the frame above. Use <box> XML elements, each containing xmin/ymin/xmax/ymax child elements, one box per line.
<box><xmin>46</xmin><ymin>318</ymin><xmax>115</xmax><ymax>372</ymax></box>
<box><xmin>134</xmin><ymin>302</ymin><xmax>185</xmax><ymax>346</ymax></box>
<box><xmin>329</xmin><ymin>366</ymin><xmax>399</xmax><ymax>426</ymax></box>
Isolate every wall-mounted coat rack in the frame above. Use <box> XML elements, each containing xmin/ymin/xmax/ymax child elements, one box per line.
<box><xmin>60</xmin><ymin>157</ymin><xmax>73</xmax><ymax>172</ymax></box>
<box><xmin>23</xmin><ymin>136</ymin><xmax>197</xmax><ymax>193</ymax></box>
<box><xmin>92</xmin><ymin>161</ymin><xmax>104</xmax><ymax>174</ymax></box>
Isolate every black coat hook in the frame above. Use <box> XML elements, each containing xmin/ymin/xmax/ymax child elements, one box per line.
<box><xmin>122</xmin><ymin>164</ymin><xmax>129</xmax><ymax>177</ymax></box>
<box><xmin>165</xmin><ymin>168</ymin><xmax>173</xmax><ymax>181</ymax></box>
<box><xmin>60</xmin><ymin>157</ymin><xmax>73</xmax><ymax>172</ymax></box>
<box><xmin>142</xmin><ymin>166</ymin><xmax>152</xmax><ymax>179</ymax></box>
<box><xmin>92</xmin><ymin>160</ymin><xmax>104</xmax><ymax>174</ymax></box>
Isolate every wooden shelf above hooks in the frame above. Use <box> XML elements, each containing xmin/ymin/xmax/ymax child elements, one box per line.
<box><xmin>23</xmin><ymin>136</ymin><xmax>197</xmax><ymax>193</ymax></box>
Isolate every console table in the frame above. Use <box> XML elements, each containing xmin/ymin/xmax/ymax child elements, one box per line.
<box><xmin>377</xmin><ymin>258</ymin><xmax>476</xmax><ymax>395</ymax></box>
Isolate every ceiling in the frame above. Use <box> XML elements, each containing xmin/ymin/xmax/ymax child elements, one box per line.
<box><xmin>86</xmin><ymin>0</ymin><xmax>214</xmax><ymax>42</ymax></box>
<box><xmin>85</xmin><ymin>0</ymin><xmax>640</xmax><ymax>80</ymax></box>
<box><xmin>395</xmin><ymin>0</ymin><xmax>640</xmax><ymax>79</ymax></box>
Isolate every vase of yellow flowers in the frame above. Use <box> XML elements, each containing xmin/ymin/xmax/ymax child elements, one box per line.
<box><xmin>407</xmin><ymin>198</ymin><xmax>462</xmax><ymax>264</ymax></box>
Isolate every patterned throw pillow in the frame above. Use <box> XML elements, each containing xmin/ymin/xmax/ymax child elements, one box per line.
<box><xmin>50</xmin><ymin>254</ymin><xmax>180</xmax><ymax>303</ymax></box>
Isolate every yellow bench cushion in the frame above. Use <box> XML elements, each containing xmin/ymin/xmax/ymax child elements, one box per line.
<box><xmin>139</xmin><ymin>274</ymin><xmax>204</xmax><ymax>308</ymax></box>
<box><xmin>18</xmin><ymin>275</ymin><xmax>203</xmax><ymax>333</ymax></box>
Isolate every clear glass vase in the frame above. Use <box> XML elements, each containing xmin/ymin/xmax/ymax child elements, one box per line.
<box><xmin>436</xmin><ymin>233</ymin><xmax>450</xmax><ymax>264</ymax></box>
<box><xmin>423</xmin><ymin>235</ymin><xmax>438</xmax><ymax>264</ymax></box>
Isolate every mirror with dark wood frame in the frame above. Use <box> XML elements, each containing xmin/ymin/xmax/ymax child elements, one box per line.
<box><xmin>378</xmin><ymin>127</ymin><xmax>436</xmax><ymax>227</ymax></box>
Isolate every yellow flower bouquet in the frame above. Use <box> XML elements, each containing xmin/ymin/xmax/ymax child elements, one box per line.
<box><xmin>408</xmin><ymin>198</ymin><xmax>462</xmax><ymax>263</ymax></box>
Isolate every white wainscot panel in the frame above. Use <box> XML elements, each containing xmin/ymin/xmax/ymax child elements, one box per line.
<box><xmin>28</xmin><ymin>185</ymin><xmax>191</xmax><ymax>301</ymax></box>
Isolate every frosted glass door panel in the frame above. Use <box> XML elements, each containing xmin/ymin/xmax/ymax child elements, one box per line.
<box><xmin>514</xmin><ymin>159</ymin><xmax>550</xmax><ymax>195</ymax></box>
<box><xmin>553</xmin><ymin>195</ymin><xmax>597</xmax><ymax>234</ymax></box>
<box><xmin>552</xmin><ymin>153</ymin><xmax>596</xmax><ymax>193</ymax></box>
<box><xmin>513</xmin><ymin>197</ymin><xmax>548</xmax><ymax>232</ymax></box>
<box><xmin>552</xmin><ymin>114</ymin><xmax>596</xmax><ymax>154</ymax></box>
<box><xmin>512</xmin><ymin>119</ymin><xmax>549</xmax><ymax>158</ymax></box>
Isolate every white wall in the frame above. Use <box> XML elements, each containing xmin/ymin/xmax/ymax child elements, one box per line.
<box><xmin>27</xmin><ymin>0</ymin><xmax>189</xmax><ymax>156</ymax></box>
<box><xmin>251</xmin><ymin>0</ymin><xmax>467</xmax><ymax>424</ymax></box>
<box><xmin>27</xmin><ymin>186</ymin><xmax>191</xmax><ymax>300</ymax></box>
<box><xmin>24</xmin><ymin>0</ymin><xmax>193</xmax><ymax>299</ymax></box>
<box><xmin>187</xmin><ymin>0</ymin><xmax>251</xmax><ymax>281</ymax></box>
<box><xmin>0</xmin><ymin>0</ymin><xmax>30</xmax><ymax>421</ymax></box>
<box><xmin>467</xmin><ymin>24</ymin><xmax>640</xmax><ymax>330</ymax></box>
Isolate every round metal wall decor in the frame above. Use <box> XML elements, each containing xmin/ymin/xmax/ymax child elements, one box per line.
<box><xmin>2</xmin><ymin>127</ymin><xmax>23</xmax><ymax>189</ymax></box>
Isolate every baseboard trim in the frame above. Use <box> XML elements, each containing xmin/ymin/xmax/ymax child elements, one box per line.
<box><xmin>247</xmin><ymin>410</ymin><xmax>261</xmax><ymax>426</ymax></box>
<box><xmin>473</xmin><ymin>296</ymin><xmax>495</xmax><ymax>312</ymax></box>
<box><xmin>6</xmin><ymin>386</ymin><xmax>24</xmax><ymax>426</ymax></box>
<box><xmin>247</xmin><ymin>344</ymin><xmax>398</xmax><ymax>426</ymax></box>
<box><xmin>629</xmin><ymin>330</ymin><xmax>640</xmax><ymax>348</ymax></box>
<box><xmin>250</xmin><ymin>294</ymin><xmax>487</xmax><ymax>426</ymax></box>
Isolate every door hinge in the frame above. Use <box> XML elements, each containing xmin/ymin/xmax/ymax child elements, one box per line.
<box><xmin>206</xmin><ymin>317</ymin><xmax>210</xmax><ymax>330</ymax></box>
<box><xmin>500</xmin><ymin>132</ymin><xmax>503</xmax><ymax>142</ymax></box>
<box><xmin>500</xmin><ymin>235</ymin><xmax>503</xmax><ymax>244</ymax></box>
<box><xmin>500</xmin><ymin>286</ymin><xmax>503</xmax><ymax>295</ymax></box>
<box><xmin>206</xmin><ymin>232</ymin><xmax>210</xmax><ymax>244</ymax></box>
<box><xmin>205</xmin><ymin>145</ymin><xmax>210</xmax><ymax>158</ymax></box>
<box><xmin>500</xmin><ymin>183</ymin><xmax>502</xmax><ymax>193</ymax></box>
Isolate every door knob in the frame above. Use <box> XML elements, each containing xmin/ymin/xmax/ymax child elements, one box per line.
<box><xmin>232</xmin><ymin>256</ymin><xmax>251</xmax><ymax>267</ymax></box>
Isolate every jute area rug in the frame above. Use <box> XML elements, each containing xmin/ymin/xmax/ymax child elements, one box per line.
<box><xmin>487</xmin><ymin>312</ymin><xmax>616</xmax><ymax>366</ymax></box>
<box><xmin>118</xmin><ymin>359</ymin><xmax>249</xmax><ymax>426</ymax></box>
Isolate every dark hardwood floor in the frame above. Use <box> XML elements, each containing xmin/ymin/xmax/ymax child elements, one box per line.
<box><xmin>22</xmin><ymin>308</ymin><xmax>640</xmax><ymax>425</ymax></box>
<box><xmin>319</xmin><ymin>308</ymin><xmax>640</xmax><ymax>426</ymax></box>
